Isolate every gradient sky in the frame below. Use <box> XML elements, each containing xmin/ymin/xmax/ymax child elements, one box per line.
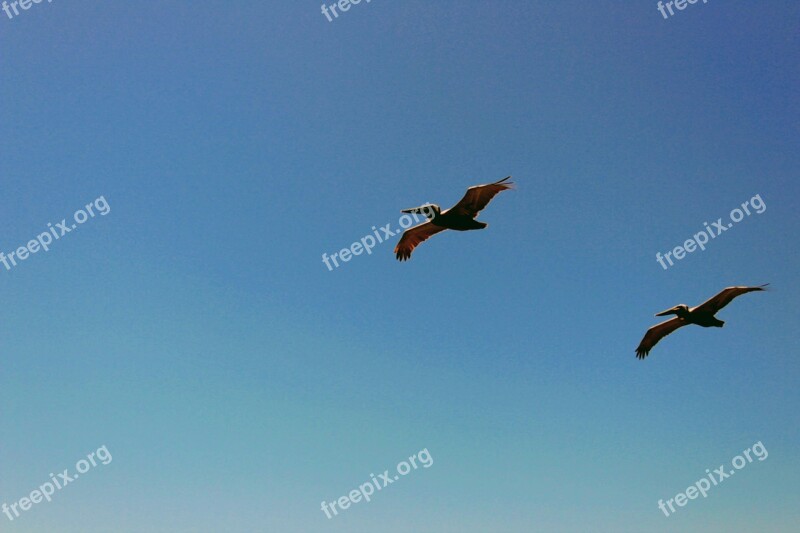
<box><xmin>1</xmin><ymin>1</ymin><xmax>798</xmax><ymax>532</ymax></box>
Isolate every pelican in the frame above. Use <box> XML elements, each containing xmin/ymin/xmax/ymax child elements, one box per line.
<box><xmin>394</xmin><ymin>176</ymin><xmax>514</xmax><ymax>261</ymax></box>
<box><xmin>635</xmin><ymin>285</ymin><xmax>768</xmax><ymax>359</ymax></box>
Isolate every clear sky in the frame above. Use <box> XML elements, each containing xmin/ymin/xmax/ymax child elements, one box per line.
<box><xmin>1</xmin><ymin>1</ymin><xmax>798</xmax><ymax>532</ymax></box>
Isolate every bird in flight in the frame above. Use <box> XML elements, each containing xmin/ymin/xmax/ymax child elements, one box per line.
<box><xmin>635</xmin><ymin>285</ymin><xmax>768</xmax><ymax>359</ymax></box>
<box><xmin>394</xmin><ymin>176</ymin><xmax>514</xmax><ymax>261</ymax></box>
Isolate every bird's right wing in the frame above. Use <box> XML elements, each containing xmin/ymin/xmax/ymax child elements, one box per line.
<box><xmin>693</xmin><ymin>285</ymin><xmax>769</xmax><ymax>315</ymax></box>
<box><xmin>449</xmin><ymin>176</ymin><xmax>514</xmax><ymax>218</ymax></box>
<box><xmin>394</xmin><ymin>222</ymin><xmax>447</xmax><ymax>261</ymax></box>
<box><xmin>636</xmin><ymin>317</ymin><xmax>687</xmax><ymax>359</ymax></box>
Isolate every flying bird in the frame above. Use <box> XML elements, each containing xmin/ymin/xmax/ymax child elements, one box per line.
<box><xmin>635</xmin><ymin>285</ymin><xmax>768</xmax><ymax>359</ymax></box>
<box><xmin>394</xmin><ymin>176</ymin><xmax>514</xmax><ymax>261</ymax></box>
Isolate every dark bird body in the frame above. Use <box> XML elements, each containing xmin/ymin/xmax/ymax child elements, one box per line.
<box><xmin>635</xmin><ymin>285</ymin><xmax>768</xmax><ymax>359</ymax></box>
<box><xmin>394</xmin><ymin>176</ymin><xmax>513</xmax><ymax>261</ymax></box>
<box><xmin>431</xmin><ymin>212</ymin><xmax>488</xmax><ymax>231</ymax></box>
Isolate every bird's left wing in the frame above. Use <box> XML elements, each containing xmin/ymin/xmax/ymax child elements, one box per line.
<box><xmin>449</xmin><ymin>176</ymin><xmax>514</xmax><ymax>218</ymax></box>
<box><xmin>693</xmin><ymin>284</ymin><xmax>768</xmax><ymax>315</ymax></box>
<box><xmin>394</xmin><ymin>222</ymin><xmax>447</xmax><ymax>261</ymax></box>
<box><xmin>636</xmin><ymin>317</ymin><xmax>687</xmax><ymax>359</ymax></box>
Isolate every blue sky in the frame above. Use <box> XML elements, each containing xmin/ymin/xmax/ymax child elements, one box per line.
<box><xmin>1</xmin><ymin>1</ymin><xmax>798</xmax><ymax>531</ymax></box>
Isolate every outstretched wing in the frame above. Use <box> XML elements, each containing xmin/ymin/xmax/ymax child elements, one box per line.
<box><xmin>636</xmin><ymin>317</ymin><xmax>687</xmax><ymax>359</ymax></box>
<box><xmin>394</xmin><ymin>222</ymin><xmax>447</xmax><ymax>261</ymax></box>
<box><xmin>448</xmin><ymin>176</ymin><xmax>514</xmax><ymax>218</ymax></box>
<box><xmin>693</xmin><ymin>284</ymin><xmax>769</xmax><ymax>315</ymax></box>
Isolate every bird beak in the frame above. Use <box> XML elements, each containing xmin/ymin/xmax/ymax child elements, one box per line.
<box><xmin>655</xmin><ymin>306</ymin><xmax>678</xmax><ymax>317</ymax></box>
<box><xmin>401</xmin><ymin>206</ymin><xmax>427</xmax><ymax>214</ymax></box>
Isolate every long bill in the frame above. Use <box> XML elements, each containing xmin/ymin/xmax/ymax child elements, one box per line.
<box><xmin>401</xmin><ymin>204</ymin><xmax>437</xmax><ymax>217</ymax></box>
<box><xmin>655</xmin><ymin>306</ymin><xmax>680</xmax><ymax>317</ymax></box>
